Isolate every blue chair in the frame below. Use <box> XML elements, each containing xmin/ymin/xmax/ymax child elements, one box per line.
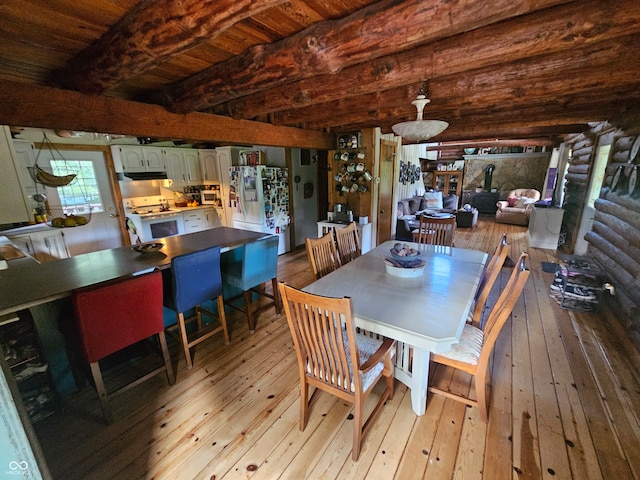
<box><xmin>222</xmin><ymin>235</ymin><xmax>280</xmax><ymax>333</ymax></box>
<box><xmin>163</xmin><ymin>246</ymin><xmax>229</xmax><ymax>370</ymax></box>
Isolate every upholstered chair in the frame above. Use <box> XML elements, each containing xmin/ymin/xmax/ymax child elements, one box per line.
<box><xmin>495</xmin><ymin>189</ymin><xmax>540</xmax><ymax>225</ymax></box>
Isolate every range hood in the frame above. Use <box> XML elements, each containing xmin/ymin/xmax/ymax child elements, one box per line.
<box><xmin>119</xmin><ymin>171</ymin><xmax>168</xmax><ymax>181</ymax></box>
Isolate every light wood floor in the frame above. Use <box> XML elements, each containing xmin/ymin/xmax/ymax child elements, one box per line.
<box><xmin>34</xmin><ymin>218</ymin><xmax>640</xmax><ymax>479</ymax></box>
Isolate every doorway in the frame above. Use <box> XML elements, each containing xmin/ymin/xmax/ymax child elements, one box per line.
<box><xmin>377</xmin><ymin>139</ymin><xmax>397</xmax><ymax>243</ymax></box>
<box><xmin>39</xmin><ymin>148</ymin><xmax>124</xmax><ymax>255</ymax></box>
<box><xmin>573</xmin><ymin>131</ymin><xmax>614</xmax><ymax>255</ymax></box>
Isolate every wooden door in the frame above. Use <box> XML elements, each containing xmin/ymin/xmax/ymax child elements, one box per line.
<box><xmin>377</xmin><ymin>139</ymin><xmax>397</xmax><ymax>243</ymax></box>
<box><xmin>40</xmin><ymin>148</ymin><xmax>124</xmax><ymax>255</ymax></box>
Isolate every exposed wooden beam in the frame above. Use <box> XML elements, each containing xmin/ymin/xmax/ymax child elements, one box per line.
<box><xmin>55</xmin><ymin>0</ymin><xmax>289</xmax><ymax>94</ymax></box>
<box><xmin>425</xmin><ymin>139</ymin><xmax>558</xmax><ymax>151</ymax></box>
<box><xmin>281</xmin><ymin>37</ymin><xmax>640</xmax><ymax>132</ymax></box>
<box><xmin>165</xmin><ymin>0</ymin><xmax>573</xmax><ymax>113</ymax></box>
<box><xmin>227</xmin><ymin>0</ymin><xmax>640</xmax><ymax>118</ymax></box>
<box><xmin>0</xmin><ymin>80</ymin><xmax>334</xmax><ymax>149</ymax></box>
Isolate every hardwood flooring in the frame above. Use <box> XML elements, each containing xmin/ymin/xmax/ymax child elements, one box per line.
<box><xmin>34</xmin><ymin>218</ymin><xmax>640</xmax><ymax>479</ymax></box>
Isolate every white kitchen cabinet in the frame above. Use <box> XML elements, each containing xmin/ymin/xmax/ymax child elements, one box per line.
<box><xmin>200</xmin><ymin>149</ymin><xmax>220</xmax><ymax>183</ymax></box>
<box><xmin>0</xmin><ymin>126</ymin><xmax>31</xmax><ymax>224</ymax></box>
<box><xmin>116</xmin><ymin>145</ymin><xmax>166</xmax><ymax>173</ymax></box>
<box><xmin>12</xmin><ymin>141</ymin><xmax>39</xmax><ymax>214</ymax></box>
<box><xmin>203</xmin><ymin>208</ymin><xmax>221</xmax><ymax>229</ymax></box>
<box><xmin>182</xmin><ymin>210</ymin><xmax>206</xmax><ymax>233</ymax></box>
<box><xmin>163</xmin><ymin>148</ymin><xmax>202</xmax><ymax>183</ymax></box>
<box><xmin>182</xmin><ymin>208</ymin><xmax>220</xmax><ymax>233</ymax></box>
<box><xmin>8</xmin><ymin>229</ymin><xmax>70</xmax><ymax>263</ymax></box>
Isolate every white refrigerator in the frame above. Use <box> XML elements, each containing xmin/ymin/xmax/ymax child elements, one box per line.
<box><xmin>228</xmin><ymin>165</ymin><xmax>290</xmax><ymax>254</ymax></box>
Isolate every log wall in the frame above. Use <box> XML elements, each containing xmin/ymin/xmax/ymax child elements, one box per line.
<box><xmin>563</xmin><ymin>122</ymin><xmax>640</xmax><ymax>346</ymax></box>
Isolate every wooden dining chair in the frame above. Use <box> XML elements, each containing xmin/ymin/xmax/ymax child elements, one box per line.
<box><xmin>71</xmin><ymin>270</ymin><xmax>175</xmax><ymax>423</ymax></box>
<box><xmin>163</xmin><ymin>246</ymin><xmax>229</xmax><ymax>369</ymax></box>
<box><xmin>428</xmin><ymin>252</ymin><xmax>530</xmax><ymax>422</ymax></box>
<box><xmin>278</xmin><ymin>282</ymin><xmax>396</xmax><ymax>461</ymax></box>
<box><xmin>468</xmin><ymin>233</ymin><xmax>510</xmax><ymax>327</ymax></box>
<box><xmin>412</xmin><ymin>214</ymin><xmax>456</xmax><ymax>246</ymax></box>
<box><xmin>305</xmin><ymin>232</ymin><xmax>341</xmax><ymax>279</ymax></box>
<box><xmin>334</xmin><ymin>221</ymin><xmax>361</xmax><ymax>265</ymax></box>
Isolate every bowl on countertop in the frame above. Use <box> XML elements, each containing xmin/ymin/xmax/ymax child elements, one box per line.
<box><xmin>132</xmin><ymin>242</ymin><xmax>164</xmax><ymax>254</ymax></box>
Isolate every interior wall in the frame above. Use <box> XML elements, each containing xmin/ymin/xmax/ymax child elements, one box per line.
<box><xmin>563</xmin><ymin>122</ymin><xmax>640</xmax><ymax>347</ymax></box>
<box><xmin>290</xmin><ymin>148</ymin><xmax>318</xmax><ymax>248</ymax></box>
<box><xmin>462</xmin><ymin>153</ymin><xmax>550</xmax><ymax>198</ymax></box>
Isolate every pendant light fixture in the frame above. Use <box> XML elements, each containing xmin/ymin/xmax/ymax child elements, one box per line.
<box><xmin>392</xmin><ymin>81</ymin><xmax>448</xmax><ymax>142</ymax></box>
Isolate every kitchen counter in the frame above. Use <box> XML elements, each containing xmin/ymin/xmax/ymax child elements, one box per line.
<box><xmin>172</xmin><ymin>204</ymin><xmax>220</xmax><ymax>212</ymax></box>
<box><xmin>0</xmin><ymin>223</ymin><xmax>52</xmax><ymax>236</ymax></box>
<box><xmin>0</xmin><ymin>227</ymin><xmax>269</xmax><ymax>317</ymax></box>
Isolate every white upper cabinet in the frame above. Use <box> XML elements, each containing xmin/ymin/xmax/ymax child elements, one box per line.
<box><xmin>116</xmin><ymin>145</ymin><xmax>166</xmax><ymax>173</ymax></box>
<box><xmin>163</xmin><ymin>148</ymin><xmax>202</xmax><ymax>183</ymax></box>
<box><xmin>0</xmin><ymin>126</ymin><xmax>31</xmax><ymax>224</ymax></box>
<box><xmin>199</xmin><ymin>149</ymin><xmax>220</xmax><ymax>183</ymax></box>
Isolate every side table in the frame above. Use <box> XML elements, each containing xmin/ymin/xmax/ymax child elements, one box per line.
<box><xmin>455</xmin><ymin>209</ymin><xmax>478</xmax><ymax>228</ymax></box>
<box><xmin>317</xmin><ymin>221</ymin><xmax>372</xmax><ymax>254</ymax></box>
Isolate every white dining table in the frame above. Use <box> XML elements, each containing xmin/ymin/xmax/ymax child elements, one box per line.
<box><xmin>303</xmin><ymin>240</ymin><xmax>487</xmax><ymax>416</ymax></box>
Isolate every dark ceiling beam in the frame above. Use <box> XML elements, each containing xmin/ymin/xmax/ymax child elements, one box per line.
<box><xmin>0</xmin><ymin>80</ymin><xmax>334</xmax><ymax>149</ymax></box>
<box><xmin>54</xmin><ymin>0</ymin><xmax>288</xmax><ymax>94</ymax></box>
<box><xmin>227</xmin><ymin>0</ymin><xmax>640</xmax><ymax>119</ymax></box>
<box><xmin>425</xmin><ymin>139</ymin><xmax>559</xmax><ymax>151</ymax></box>
<box><xmin>277</xmin><ymin>37</ymin><xmax>640</xmax><ymax>132</ymax></box>
<box><xmin>401</xmin><ymin>124</ymin><xmax>589</xmax><ymax>144</ymax></box>
<box><xmin>165</xmin><ymin>0</ymin><xmax>573</xmax><ymax>113</ymax></box>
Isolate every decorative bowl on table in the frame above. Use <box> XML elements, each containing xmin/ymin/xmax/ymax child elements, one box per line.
<box><xmin>385</xmin><ymin>243</ymin><xmax>426</xmax><ymax>277</ymax></box>
<box><xmin>132</xmin><ymin>242</ymin><xmax>164</xmax><ymax>254</ymax></box>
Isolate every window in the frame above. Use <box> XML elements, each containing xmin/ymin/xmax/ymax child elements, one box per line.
<box><xmin>51</xmin><ymin>160</ymin><xmax>103</xmax><ymax>215</ymax></box>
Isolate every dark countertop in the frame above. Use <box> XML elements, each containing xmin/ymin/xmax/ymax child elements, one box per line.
<box><xmin>0</xmin><ymin>227</ymin><xmax>269</xmax><ymax>316</ymax></box>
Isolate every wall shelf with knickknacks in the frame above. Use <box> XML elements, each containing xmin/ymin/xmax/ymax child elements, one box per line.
<box><xmin>327</xmin><ymin>129</ymin><xmax>375</xmax><ymax>222</ymax></box>
<box><xmin>331</xmin><ymin>150</ymin><xmax>373</xmax><ymax>195</ymax></box>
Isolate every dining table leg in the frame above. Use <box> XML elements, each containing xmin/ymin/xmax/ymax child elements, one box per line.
<box><xmin>409</xmin><ymin>346</ymin><xmax>430</xmax><ymax>416</ymax></box>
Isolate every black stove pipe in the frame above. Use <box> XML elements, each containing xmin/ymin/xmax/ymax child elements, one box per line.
<box><xmin>484</xmin><ymin>164</ymin><xmax>495</xmax><ymax>192</ymax></box>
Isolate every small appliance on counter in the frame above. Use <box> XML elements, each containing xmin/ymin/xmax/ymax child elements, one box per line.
<box><xmin>200</xmin><ymin>185</ymin><xmax>222</xmax><ymax>206</ymax></box>
<box><xmin>333</xmin><ymin>203</ymin><xmax>353</xmax><ymax>224</ymax></box>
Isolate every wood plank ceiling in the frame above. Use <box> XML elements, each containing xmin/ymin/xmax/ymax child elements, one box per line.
<box><xmin>0</xmin><ymin>0</ymin><xmax>639</xmax><ymax>145</ymax></box>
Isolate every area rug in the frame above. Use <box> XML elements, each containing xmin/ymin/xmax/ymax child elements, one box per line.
<box><xmin>541</xmin><ymin>261</ymin><xmax>558</xmax><ymax>273</ymax></box>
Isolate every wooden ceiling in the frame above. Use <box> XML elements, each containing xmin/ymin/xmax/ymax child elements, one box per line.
<box><xmin>0</xmin><ymin>0</ymin><xmax>639</xmax><ymax>147</ymax></box>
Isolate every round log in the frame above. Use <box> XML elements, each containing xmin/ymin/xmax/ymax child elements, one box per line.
<box><xmin>589</xmin><ymin>247</ymin><xmax>640</xmax><ymax>312</ymax></box>
<box><xmin>596</xmin><ymin>195</ymin><xmax>640</xmax><ymax>220</ymax></box>
<box><xmin>565</xmin><ymin>172</ymin><xmax>588</xmax><ymax>184</ymax></box>
<box><xmin>568</xmin><ymin>163</ymin><xmax>590</xmax><ymax>174</ymax></box>
<box><xmin>591</xmin><ymin>217</ymin><xmax>640</xmax><ymax>267</ymax></box>
<box><xmin>585</xmin><ymin>230</ymin><xmax>639</xmax><ymax>279</ymax></box>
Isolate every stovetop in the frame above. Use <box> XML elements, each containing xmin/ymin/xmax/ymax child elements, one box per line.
<box><xmin>123</xmin><ymin>195</ymin><xmax>176</xmax><ymax>216</ymax></box>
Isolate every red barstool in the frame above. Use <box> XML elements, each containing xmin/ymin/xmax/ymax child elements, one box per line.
<box><xmin>71</xmin><ymin>270</ymin><xmax>175</xmax><ymax>423</ymax></box>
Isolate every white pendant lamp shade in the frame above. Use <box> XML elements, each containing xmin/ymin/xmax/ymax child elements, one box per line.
<box><xmin>392</xmin><ymin>90</ymin><xmax>448</xmax><ymax>142</ymax></box>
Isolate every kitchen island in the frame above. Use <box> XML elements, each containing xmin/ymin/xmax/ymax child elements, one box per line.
<box><xmin>0</xmin><ymin>226</ymin><xmax>269</xmax><ymax>317</ymax></box>
<box><xmin>0</xmin><ymin>226</ymin><xmax>273</xmax><ymax>477</ymax></box>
